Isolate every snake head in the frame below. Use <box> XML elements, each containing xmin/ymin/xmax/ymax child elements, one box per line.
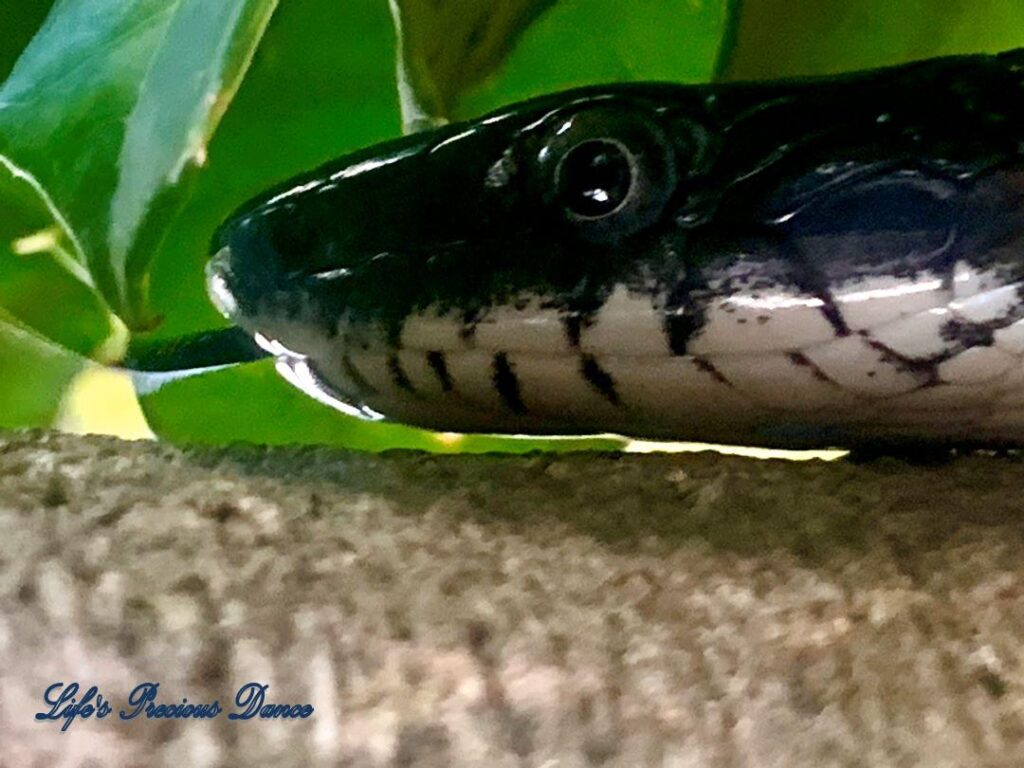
<box><xmin>206</xmin><ymin>87</ymin><xmax>715</xmax><ymax>356</ymax></box>
<box><xmin>204</xmin><ymin>87</ymin><xmax>730</xmax><ymax>433</ymax></box>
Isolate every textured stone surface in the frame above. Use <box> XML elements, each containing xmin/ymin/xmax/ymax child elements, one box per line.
<box><xmin>1</xmin><ymin>430</ymin><xmax>1023</xmax><ymax>767</ymax></box>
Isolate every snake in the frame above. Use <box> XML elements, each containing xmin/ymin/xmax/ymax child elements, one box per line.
<box><xmin>138</xmin><ymin>47</ymin><xmax>1024</xmax><ymax>449</ymax></box>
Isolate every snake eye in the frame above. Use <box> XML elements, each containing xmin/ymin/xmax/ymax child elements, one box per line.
<box><xmin>532</xmin><ymin>104</ymin><xmax>677</xmax><ymax>242</ymax></box>
<box><xmin>556</xmin><ymin>139</ymin><xmax>635</xmax><ymax>219</ymax></box>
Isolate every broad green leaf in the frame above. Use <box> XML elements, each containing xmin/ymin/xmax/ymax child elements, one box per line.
<box><xmin>0</xmin><ymin>309</ymin><xmax>83</xmax><ymax>429</ymax></box>
<box><xmin>112</xmin><ymin>1</ymin><xmax>279</xmax><ymax>323</ymax></box>
<box><xmin>392</xmin><ymin>0</ymin><xmax>735</xmax><ymax>123</ymax></box>
<box><xmin>390</xmin><ymin>0</ymin><xmax>555</xmax><ymax>130</ymax></box>
<box><xmin>135</xmin><ymin>359</ymin><xmax>437</xmax><ymax>449</ymax></box>
<box><xmin>721</xmin><ymin>0</ymin><xmax>1024</xmax><ymax>80</ymax></box>
<box><xmin>461</xmin><ymin>0</ymin><xmax>734</xmax><ymax>118</ymax></box>
<box><xmin>0</xmin><ymin>0</ymin><xmax>278</xmax><ymax>329</ymax></box>
<box><xmin>0</xmin><ymin>156</ymin><xmax>118</xmax><ymax>359</ymax></box>
<box><xmin>136</xmin><ymin>359</ymin><xmax>624</xmax><ymax>452</ymax></box>
<box><xmin>0</xmin><ymin>1</ymin><xmax>55</xmax><ymax>82</ymax></box>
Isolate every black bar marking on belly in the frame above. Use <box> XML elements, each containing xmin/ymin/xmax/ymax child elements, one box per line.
<box><xmin>493</xmin><ymin>352</ymin><xmax>527</xmax><ymax>414</ymax></box>
<box><xmin>387</xmin><ymin>353</ymin><xmax>415</xmax><ymax>393</ymax></box>
<box><xmin>788</xmin><ymin>351</ymin><xmax>840</xmax><ymax>386</ymax></box>
<box><xmin>342</xmin><ymin>354</ymin><xmax>378</xmax><ymax>396</ymax></box>
<box><xmin>862</xmin><ymin>334</ymin><xmax>942</xmax><ymax>385</ymax></box>
<box><xmin>580</xmin><ymin>355</ymin><xmax>621</xmax><ymax>405</ymax></box>
<box><xmin>426</xmin><ymin>350</ymin><xmax>454</xmax><ymax>392</ymax></box>
<box><xmin>692</xmin><ymin>356</ymin><xmax>731</xmax><ymax>386</ymax></box>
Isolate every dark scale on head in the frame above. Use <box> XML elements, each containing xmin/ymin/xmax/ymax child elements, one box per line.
<box><xmin>562</xmin><ymin>315</ymin><xmax>584</xmax><ymax>347</ymax></box>
<box><xmin>458</xmin><ymin>308</ymin><xmax>483</xmax><ymax>344</ymax></box>
<box><xmin>492</xmin><ymin>353</ymin><xmax>526</xmax><ymax>414</ymax></box>
<box><xmin>813</xmin><ymin>295</ymin><xmax>851</xmax><ymax>338</ymax></box>
<box><xmin>580</xmin><ymin>355</ymin><xmax>621</xmax><ymax>405</ymax></box>
<box><xmin>560</xmin><ymin>311</ymin><xmax>604</xmax><ymax>348</ymax></box>
<box><xmin>661</xmin><ymin>255</ymin><xmax>710</xmax><ymax>356</ymax></box>
<box><xmin>664</xmin><ymin>313</ymin><xmax>705</xmax><ymax>356</ymax></box>
<box><xmin>426</xmin><ymin>351</ymin><xmax>453</xmax><ymax>392</ymax></box>
<box><xmin>773</xmin><ymin>237</ymin><xmax>851</xmax><ymax>338</ymax></box>
<box><xmin>387</xmin><ymin>354</ymin><xmax>415</xmax><ymax>393</ymax></box>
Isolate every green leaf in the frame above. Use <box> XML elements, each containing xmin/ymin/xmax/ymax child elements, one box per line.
<box><xmin>0</xmin><ymin>309</ymin><xmax>83</xmax><ymax>429</ymax></box>
<box><xmin>390</xmin><ymin>0</ymin><xmax>555</xmax><ymax>129</ymax></box>
<box><xmin>0</xmin><ymin>0</ymin><xmax>278</xmax><ymax>328</ymax></box>
<box><xmin>0</xmin><ymin>1</ymin><xmax>55</xmax><ymax>82</ymax></box>
<box><xmin>721</xmin><ymin>0</ymin><xmax>1024</xmax><ymax>80</ymax></box>
<box><xmin>392</xmin><ymin>0</ymin><xmax>735</xmax><ymax>124</ymax></box>
<box><xmin>112</xmin><ymin>1</ymin><xmax>278</xmax><ymax>324</ymax></box>
<box><xmin>135</xmin><ymin>359</ymin><xmax>438</xmax><ymax>449</ymax></box>
<box><xmin>136</xmin><ymin>359</ymin><xmax>625</xmax><ymax>452</ymax></box>
<box><xmin>461</xmin><ymin>0</ymin><xmax>734</xmax><ymax>118</ymax></box>
<box><xmin>0</xmin><ymin>156</ymin><xmax>118</xmax><ymax>359</ymax></box>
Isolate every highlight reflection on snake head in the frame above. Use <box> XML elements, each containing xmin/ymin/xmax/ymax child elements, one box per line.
<box><xmin>208</xmin><ymin>50</ymin><xmax>1024</xmax><ymax>447</ymax></box>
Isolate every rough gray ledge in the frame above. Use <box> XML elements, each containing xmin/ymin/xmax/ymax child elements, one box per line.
<box><xmin>1</xmin><ymin>430</ymin><xmax>1023</xmax><ymax>767</ymax></box>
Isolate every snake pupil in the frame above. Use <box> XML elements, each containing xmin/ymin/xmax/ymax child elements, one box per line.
<box><xmin>557</xmin><ymin>139</ymin><xmax>634</xmax><ymax>218</ymax></box>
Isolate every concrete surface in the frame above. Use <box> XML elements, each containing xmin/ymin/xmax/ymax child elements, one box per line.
<box><xmin>0</xmin><ymin>430</ymin><xmax>1022</xmax><ymax>767</ymax></box>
